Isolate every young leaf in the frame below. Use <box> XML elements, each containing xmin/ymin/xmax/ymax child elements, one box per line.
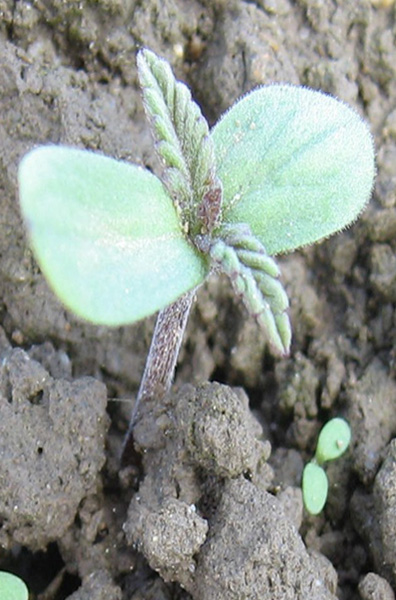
<box><xmin>211</xmin><ymin>85</ymin><xmax>375</xmax><ymax>256</ymax></box>
<box><xmin>315</xmin><ymin>417</ymin><xmax>351</xmax><ymax>465</ymax></box>
<box><xmin>211</xmin><ymin>223</ymin><xmax>291</xmax><ymax>355</ymax></box>
<box><xmin>137</xmin><ymin>49</ymin><xmax>221</xmax><ymax>235</ymax></box>
<box><xmin>18</xmin><ymin>146</ymin><xmax>208</xmax><ymax>325</ymax></box>
<box><xmin>0</xmin><ymin>571</ymin><xmax>28</xmax><ymax>600</ymax></box>
<box><xmin>302</xmin><ymin>462</ymin><xmax>329</xmax><ymax>516</ymax></box>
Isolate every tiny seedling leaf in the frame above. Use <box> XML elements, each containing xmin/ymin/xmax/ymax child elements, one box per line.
<box><xmin>18</xmin><ymin>146</ymin><xmax>208</xmax><ymax>325</ymax></box>
<box><xmin>315</xmin><ymin>417</ymin><xmax>351</xmax><ymax>465</ymax></box>
<box><xmin>0</xmin><ymin>571</ymin><xmax>29</xmax><ymax>600</ymax></box>
<box><xmin>302</xmin><ymin>462</ymin><xmax>329</xmax><ymax>516</ymax></box>
<box><xmin>212</xmin><ymin>85</ymin><xmax>375</xmax><ymax>256</ymax></box>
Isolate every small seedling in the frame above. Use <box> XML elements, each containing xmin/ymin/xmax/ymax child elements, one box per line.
<box><xmin>18</xmin><ymin>49</ymin><xmax>374</xmax><ymax>458</ymax></box>
<box><xmin>0</xmin><ymin>571</ymin><xmax>29</xmax><ymax>600</ymax></box>
<box><xmin>302</xmin><ymin>417</ymin><xmax>352</xmax><ymax>515</ymax></box>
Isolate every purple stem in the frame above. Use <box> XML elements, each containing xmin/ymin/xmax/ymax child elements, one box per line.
<box><xmin>121</xmin><ymin>289</ymin><xmax>195</xmax><ymax>463</ymax></box>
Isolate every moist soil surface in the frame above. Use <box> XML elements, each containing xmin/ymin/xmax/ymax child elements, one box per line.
<box><xmin>1</xmin><ymin>1</ymin><xmax>396</xmax><ymax>599</ymax></box>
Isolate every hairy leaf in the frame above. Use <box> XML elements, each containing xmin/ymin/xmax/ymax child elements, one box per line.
<box><xmin>210</xmin><ymin>225</ymin><xmax>291</xmax><ymax>355</ymax></box>
<box><xmin>212</xmin><ymin>85</ymin><xmax>375</xmax><ymax>255</ymax></box>
<box><xmin>138</xmin><ymin>49</ymin><xmax>221</xmax><ymax>234</ymax></box>
<box><xmin>18</xmin><ymin>146</ymin><xmax>208</xmax><ymax>325</ymax></box>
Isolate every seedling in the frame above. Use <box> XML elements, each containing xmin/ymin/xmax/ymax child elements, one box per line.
<box><xmin>18</xmin><ymin>49</ymin><xmax>374</xmax><ymax>458</ymax></box>
<box><xmin>302</xmin><ymin>417</ymin><xmax>352</xmax><ymax>515</ymax></box>
<box><xmin>0</xmin><ymin>571</ymin><xmax>29</xmax><ymax>600</ymax></box>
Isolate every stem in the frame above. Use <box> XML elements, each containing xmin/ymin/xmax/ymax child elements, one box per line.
<box><xmin>121</xmin><ymin>289</ymin><xmax>195</xmax><ymax>463</ymax></box>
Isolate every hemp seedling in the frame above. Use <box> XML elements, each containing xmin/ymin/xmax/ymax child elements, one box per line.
<box><xmin>302</xmin><ymin>417</ymin><xmax>352</xmax><ymax>515</ymax></box>
<box><xmin>0</xmin><ymin>571</ymin><xmax>29</xmax><ymax>600</ymax></box>
<box><xmin>18</xmin><ymin>49</ymin><xmax>375</xmax><ymax>456</ymax></box>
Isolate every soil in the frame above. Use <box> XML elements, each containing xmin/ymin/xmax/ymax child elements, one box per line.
<box><xmin>1</xmin><ymin>1</ymin><xmax>396</xmax><ymax>599</ymax></box>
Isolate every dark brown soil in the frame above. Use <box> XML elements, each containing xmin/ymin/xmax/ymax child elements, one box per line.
<box><xmin>1</xmin><ymin>1</ymin><xmax>396</xmax><ymax>599</ymax></box>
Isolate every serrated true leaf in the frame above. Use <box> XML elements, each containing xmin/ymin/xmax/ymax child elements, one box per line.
<box><xmin>18</xmin><ymin>146</ymin><xmax>208</xmax><ymax>325</ymax></box>
<box><xmin>212</xmin><ymin>85</ymin><xmax>375</xmax><ymax>256</ymax></box>
<box><xmin>137</xmin><ymin>49</ymin><xmax>219</xmax><ymax>235</ymax></box>
<box><xmin>315</xmin><ymin>417</ymin><xmax>351</xmax><ymax>465</ymax></box>
<box><xmin>302</xmin><ymin>462</ymin><xmax>329</xmax><ymax>516</ymax></box>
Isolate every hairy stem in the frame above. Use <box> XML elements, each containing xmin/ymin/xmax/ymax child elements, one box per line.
<box><xmin>121</xmin><ymin>290</ymin><xmax>195</xmax><ymax>463</ymax></box>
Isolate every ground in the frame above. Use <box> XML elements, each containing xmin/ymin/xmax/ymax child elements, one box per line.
<box><xmin>1</xmin><ymin>1</ymin><xmax>396</xmax><ymax>599</ymax></box>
